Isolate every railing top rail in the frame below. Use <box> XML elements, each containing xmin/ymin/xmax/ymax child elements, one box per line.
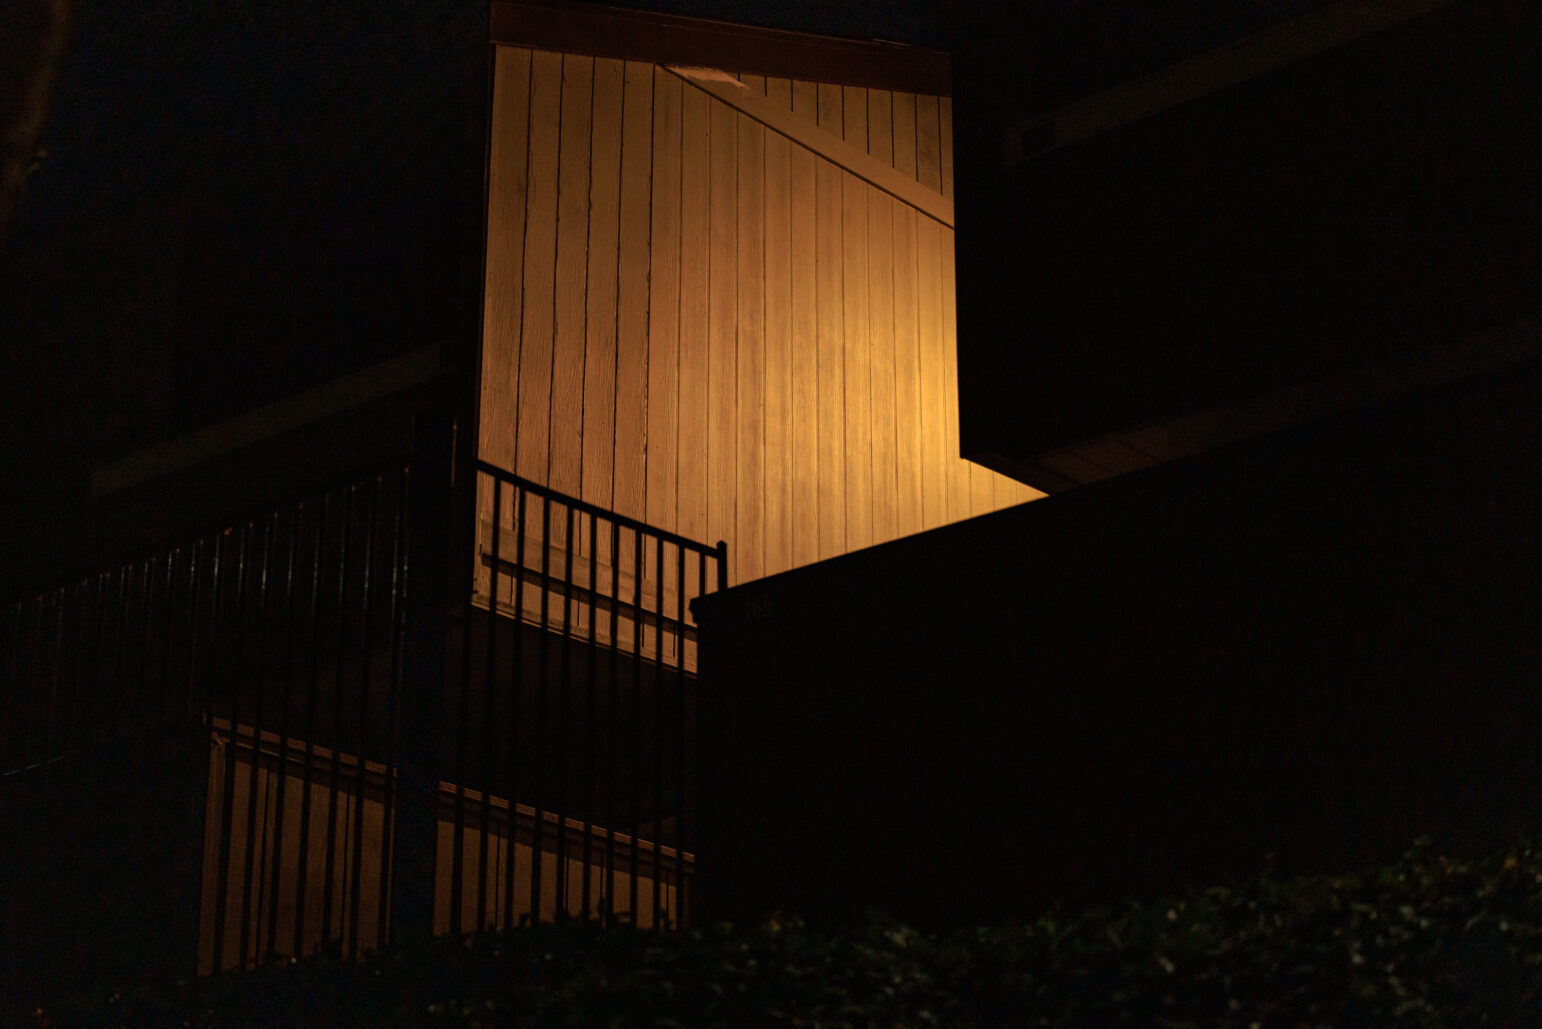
<box><xmin>475</xmin><ymin>460</ymin><xmax>724</xmax><ymax>562</ymax></box>
<box><xmin>4</xmin><ymin>458</ymin><xmax>413</xmax><ymax>608</ymax></box>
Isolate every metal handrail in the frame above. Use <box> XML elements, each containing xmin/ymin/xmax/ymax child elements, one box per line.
<box><xmin>475</xmin><ymin>460</ymin><xmax>724</xmax><ymax>563</ymax></box>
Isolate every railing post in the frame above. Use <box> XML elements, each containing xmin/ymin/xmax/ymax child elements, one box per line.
<box><xmin>391</xmin><ymin>412</ymin><xmax>456</xmax><ymax>947</ymax></box>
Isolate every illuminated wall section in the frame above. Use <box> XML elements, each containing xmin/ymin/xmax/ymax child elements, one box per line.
<box><xmin>477</xmin><ymin>45</ymin><xmax>1041</xmax><ymax>589</ymax></box>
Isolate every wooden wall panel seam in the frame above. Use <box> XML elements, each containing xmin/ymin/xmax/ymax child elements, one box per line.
<box><xmin>515</xmin><ymin>50</ymin><xmax>563</xmax><ymax>485</ymax></box>
<box><xmin>706</xmin><ymin>98</ymin><xmax>739</xmax><ymax>551</ymax></box>
<box><xmin>549</xmin><ymin>54</ymin><xmax>594</xmax><ymax>499</ymax></box>
<box><xmin>814</xmin><ymin>136</ymin><xmax>845</xmax><ymax>560</ymax></box>
<box><xmin>676</xmin><ymin>82</ymin><xmax>710</xmax><ymax>542</ymax></box>
<box><xmin>644</xmin><ymin>69</ymin><xmax>682</xmax><ymax>534</ymax></box>
<box><xmin>582</xmin><ymin>57</ymin><xmax>624</xmax><ymax>511</ymax></box>
<box><xmin>735</xmin><ymin>112</ymin><xmax>766</xmax><ymax>582</ymax></box>
<box><xmin>482</xmin><ymin>47</ymin><xmax>1037</xmax><ymax>590</ymax></box>
<box><xmin>788</xmin><ymin>140</ymin><xmax>819</xmax><ymax>569</ymax></box>
<box><xmin>612</xmin><ymin>60</ymin><xmax>654</xmax><ymax>523</ymax></box>
<box><xmin>763</xmin><ymin>110</ymin><xmax>793</xmax><ymax>575</ymax></box>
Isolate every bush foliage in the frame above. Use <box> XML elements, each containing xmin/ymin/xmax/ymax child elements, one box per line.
<box><xmin>21</xmin><ymin>835</ymin><xmax>1542</xmax><ymax>1027</ymax></box>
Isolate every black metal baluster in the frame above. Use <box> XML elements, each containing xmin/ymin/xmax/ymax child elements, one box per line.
<box><xmin>213</xmin><ymin>521</ymin><xmax>252</xmax><ymax>971</ymax></box>
<box><xmin>53</xmin><ymin>585</ymin><xmax>73</xmax><ymax>762</ymax></box>
<box><xmin>531</xmin><ymin>495</ymin><xmax>551</xmax><ymax>923</ymax></box>
<box><xmin>652</xmin><ymin>534</ymin><xmax>666</xmax><ymax>929</ymax></box>
<box><xmin>503</xmin><ymin>485</ymin><xmax>528</xmax><ymax>928</ymax></box>
<box><xmin>556</xmin><ymin>503</ymin><xmax>576</xmax><ymax>916</ymax></box>
<box><xmin>480</xmin><ymin>477</ymin><xmax>503</xmax><ymax>931</ymax></box>
<box><xmin>202</xmin><ymin>532</ymin><xmax>228</xmax><ymax>732</ymax></box>
<box><xmin>130</xmin><ymin>557</ymin><xmax>155</xmax><ymax>744</ymax></box>
<box><xmin>449</xmin><ymin>473</ymin><xmax>473</xmax><ymax>938</ymax></box>
<box><xmin>604</xmin><ymin>520</ymin><xmax>621</xmax><ymax>922</ymax></box>
<box><xmin>67</xmin><ymin>575</ymin><xmax>98</xmax><ymax>761</ymax></box>
<box><xmin>267</xmin><ymin>504</ymin><xmax>303</xmax><ymax>959</ymax></box>
<box><xmin>582</xmin><ymin>510</ymin><xmax>599</xmax><ymax>919</ymax></box>
<box><xmin>294</xmin><ymin>495</ymin><xmax>330</xmax><ymax>958</ymax></box>
<box><xmin>155</xmin><ymin>548</ymin><xmax>178</xmax><ymax>738</ymax></box>
<box><xmin>348</xmin><ymin>476</ymin><xmax>382</xmax><ymax>957</ymax></box>
<box><xmin>629</xmin><ymin>528</ymin><xmax>643</xmax><ymax>923</ymax></box>
<box><xmin>104</xmin><ymin>566</ymin><xmax>131</xmax><ymax>750</ymax></box>
<box><xmin>378</xmin><ymin>467</ymin><xmax>409</xmax><ymax>951</ymax></box>
<box><xmin>183</xmin><ymin>536</ymin><xmax>207</xmax><ymax>726</ymax></box>
<box><xmin>238</xmin><ymin>514</ymin><xmax>279</xmax><ymax>969</ymax></box>
<box><xmin>681</xmin><ymin>547</ymin><xmax>702</xmax><ymax>927</ymax></box>
<box><xmin>322</xmin><ymin>485</ymin><xmax>357</xmax><ymax>949</ymax></box>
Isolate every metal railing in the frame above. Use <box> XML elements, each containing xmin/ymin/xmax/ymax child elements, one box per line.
<box><xmin>455</xmin><ymin>461</ymin><xmax>727</xmax><ymax>933</ymax></box>
<box><xmin>192</xmin><ymin>468</ymin><xmax>412</xmax><ymax>972</ymax></box>
<box><xmin>1</xmin><ymin>464</ymin><xmax>413</xmax><ymax>981</ymax></box>
<box><xmin>1</xmin><ymin>452</ymin><xmax>726</xmax><ymax>995</ymax></box>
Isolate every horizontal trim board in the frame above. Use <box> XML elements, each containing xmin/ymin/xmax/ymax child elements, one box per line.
<box><xmin>490</xmin><ymin>0</ymin><xmax>950</xmax><ymax>94</ymax></box>
<box><xmin>668</xmin><ymin>66</ymin><xmax>954</xmax><ymax>228</ymax></box>
<box><xmin>985</xmin><ymin>318</ymin><xmax>1542</xmax><ymax>492</ymax></box>
<box><xmin>476</xmin><ymin>550</ymin><xmax>702</xmax><ymax>646</ymax></box>
<box><xmin>92</xmin><ymin>344</ymin><xmax>448</xmax><ymax>498</ymax></box>
<box><xmin>210</xmin><ymin>718</ymin><xmax>692</xmax><ymax>870</ymax></box>
<box><xmin>1005</xmin><ymin>0</ymin><xmax>1459</xmax><ymax>165</ymax></box>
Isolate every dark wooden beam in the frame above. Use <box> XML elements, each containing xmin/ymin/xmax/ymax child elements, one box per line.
<box><xmin>490</xmin><ymin>0</ymin><xmax>950</xmax><ymax>95</ymax></box>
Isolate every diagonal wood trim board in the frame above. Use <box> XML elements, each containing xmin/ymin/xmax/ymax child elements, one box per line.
<box><xmin>666</xmin><ymin>66</ymin><xmax>954</xmax><ymax>229</ymax></box>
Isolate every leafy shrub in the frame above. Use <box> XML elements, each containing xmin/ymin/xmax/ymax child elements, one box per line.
<box><xmin>18</xmin><ymin>835</ymin><xmax>1542</xmax><ymax>1027</ymax></box>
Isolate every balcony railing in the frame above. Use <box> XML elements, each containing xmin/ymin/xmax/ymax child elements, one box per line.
<box><xmin>1</xmin><ymin>450</ymin><xmax>725</xmax><ymax>996</ymax></box>
<box><xmin>453</xmin><ymin>461</ymin><xmax>727</xmax><ymax>934</ymax></box>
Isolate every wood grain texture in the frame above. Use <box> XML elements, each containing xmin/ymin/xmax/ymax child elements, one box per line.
<box><xmin>841</xmin><ymin>84</ymin><xmax>867</xmax><ymax>153</ymax></box>
<box><xmin>891</xmin><ymin>198</ymin><xmax>923</xmax><ymax>538</ymax></box>
<box><xmin>673</xmin><ymin>69</ymin><xmax>952</xmax><ymax>228</ymax></box>
<box><xmin>814</xmin><ymin>151</ymin><xmax>845</xmax><ymax>561</ymax></box>
<box><xmin>735</xmin><ymin>113</ymin><xmax>765</xmax><ymax>582</ymax></box>
<box><xmin>515</xmin><ymin>50</ymin><xmax>563</xmax><ymax>484</ymax></box>
<box><xmin>916</xmin><ymin>93</ymin><xmax>941</xmax><ymax>194</ymax></box>
<box><xmin>939</xmin><ymin>96</ymin><xmax>953</xmax><ymax>200</ymax></box>
<box><xmin>940</xmin><ymin>228</ymin><xmax>970</xmax><ymax>524</ymax></box>
<box><xmin>582</xmin><ymin>57</ymin><xmax>624</xmax><ymax>510</ymax></box>
<box><xmin>867</xmin><ymin>89</ymin><xmax>893</xmax><ymax>169</ymax></box>
<box><xmin>706</xmin><ymin>98</ymin><xmax>738</xmax><ymax>551</ymax></box>
<box><xmin>867</xmin><ymin>96</ymin><xmax>897</xmax><ymax>544</ymax></box>
<box><xmin>788</xmin><ymin>141</ymin><xmax>820</xmax><ymax>570</ymax></box>
<box><xmin>763</xmin><ymin>117</ymin><xmax>793</xmax><ymax>575</ymax></box>
<box><xmin>891</xmin><ymin>91</ymin><xmax>917</xmax><ymax>180</ymax></box>
<box><xmin>915</xmin><ymin>215</ymin><xmax>945</xmax><ymax>532</ymax></box>
<box><xmin>867</xmin><ymin>183</ymin><xmax>897</xmax><ymax>545</ymax></box>
<box><xmin>755</xmin><ymin>79</ymin><xmax>972</xmax><ymax>203</ymax></box>
<box><xmin>478</xmin><ymin>51</ymin><xmax>1042</xmax><ymax>595</ymax></box>
<box><xmin>481</xmin><ymin>46</ymin><xmax>532</xmax><ymax>474</ymax></box>
<box><xmin>644</xmin><ymin>69</ymin><xmax>681</xmax><ymax>534</ymax></box>
<box><xmin>841</xmin><ymin>167</ymin><xmax>872</xmax><ymax>553</ymax></box>
<box><xmin>792</xmin><ymin>79</ymin><xmax>818</xmax><ymax>120</ymax></box>
<box><xmin>676</xmin><ymin>83</ymin><xmax>710</xmax><ymax>543</ymax></box>
<box><xmin>613</xmin><ymin>60</ymin><xmax>654</xmax><ymax>523</ymax></box>
<box><xmin>550</xmin><ymin>54</ymin><xmax>593</xmax><ymax>498</ymax></box>
<box><xmin>839</xmin><ymin>85</ymin><xmax>872</xmax><ymax>553</ymax></box>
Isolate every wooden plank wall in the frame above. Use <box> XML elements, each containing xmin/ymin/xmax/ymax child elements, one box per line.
<box><xmin>480</xmin><ymin>46</ymin><xmax>1042</xmax><ymax>589</ymax></box>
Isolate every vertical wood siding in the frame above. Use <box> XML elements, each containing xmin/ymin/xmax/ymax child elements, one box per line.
<box><xmin>480</xmin><ymin>47</ymin><xmax>1041</xmax><ymax>588</ymax></box>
